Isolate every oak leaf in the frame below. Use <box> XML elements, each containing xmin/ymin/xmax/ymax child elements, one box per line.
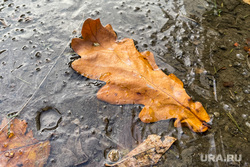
<box><xmin>0</xmin><ymin>118</ymin><xmax>50</xmax><ymax>167</ymax></box>
<box><xmin>71</xmin><ymin>18</ymin><xmax>211</xmax><ymax>132</ymax></box>
<box><xmin>243</xmin><ymin>0</ymin><xmax>250</xmax><ymax>5</ymax></box>
<box><xmin>105</xmin><ymin>134</ymin><xmax>176</xmax><ymax>167</ymax></box>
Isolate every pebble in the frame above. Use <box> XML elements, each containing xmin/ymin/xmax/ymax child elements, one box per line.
<box><xmin>35</xmin><ymin>51</ymin><xmax>41</xmax><ymax>58</ymax></box>
<box><xmin>84</xmin><ymin>125</ymin><xmax>89</xmax><ymax>129</ymax></box>
<box><xmin>214</xmin><ymin>112</ymin><xmax>220</xmax><ymax>118</ymax></box>
<box><xmin>209</xmin><ymin>114</ymin><xmax>214</xmax><ymax>119</ymax></box>
<box><xmin>243</xmin><ymin>89</ymin><xmax>249</xmax><ymax>94</ymax></box>
<box><xmin>107</xmin><ymin>149</ymin><xmax>120</xmax><ymax>162</ymax></box>
<box><xmin>218</xmin><ymin>45</ymin><xmax>227</xmax><ymax>50</ymax></box>
<box><xmin>242</xmin><ymin>114</ymin><xmax>248</xmax><ymax>120</ymax></box>
<box><xmin>22</xmin><ymin>45</ymin><xmax>28</xmax><ymax>50</ymax></box>
<box><xmin>246</xmin><ymin>122</ymin><xmax>250</xmax><ymax>128</ymax></box>
<box><xmin>225</xmin><ymin>125</ymin><xmax>229</xmax><ymax>131</ymax></box>
<box><xmin>67</xmin><ymin>110</ymin><xmax>71</xmax><ymax>115</ymax></box>
<box><xmin>236</xmin><ymin>53</ymin><xmax>245</xmax><ymax>60</ymax></box>
<box><xmin>103</xmin><ymin>117</ymin><xmax>109</xmax><ymax>123</ymax></box>
<box><xmin>71</xmin><ymin>118</ymin><xmax>80</xmax><ymax>125</ymax></box>
<box><xmin>233</xmin><ymin>62</ymin><xmax>242</xmax><ymax>67</ymax></box>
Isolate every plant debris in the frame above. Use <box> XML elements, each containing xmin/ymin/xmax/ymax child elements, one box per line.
<box><xmin>0</xmin><ymin>118</ymin><xmax>50</xmax><ymax>167</ymax></box>
<box><xmin>105</xmin><ymin>134</ymin><xmax>176</xmax><ymax>167</ymax></box>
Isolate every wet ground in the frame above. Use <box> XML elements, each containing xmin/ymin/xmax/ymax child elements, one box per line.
<box><xmin>0</xmin><ymin>0</ymin><xmax>249</xmax><ymax>166</ymax></box>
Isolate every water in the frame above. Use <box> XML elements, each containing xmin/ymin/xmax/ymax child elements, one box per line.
<box><xmin>0</xmin><ymin>0</ymin><xmax>249</xmax><ymax>166</ymax></box>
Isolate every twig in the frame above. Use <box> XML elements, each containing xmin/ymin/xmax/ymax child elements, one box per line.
<box><xmin>214</xmin><ymin>0</ymin><xmax>217</xmax><ymax>9</ymax></box>
<box><xmin>0</xmin><ymin>50</ymin><xmax>6</xmax><ymax>55</ymax></box>
<box><xmin>243</xmin><ymin>14</ymin><xmax>250</xmax><ymax>18</ymax></box>
<box><xmin>104</xmin><ymin>135</ymin><xmax>125</xmax><ymax>150</ymax></box>
<box><xmin>13</xmin><ymin>74</ymin><xmax>31</xmax><ymax>85</ymax></box>
<box><xmin>10</xmin><ymin>64</ymin><xmax>31</xmax><ymax>85</ymax></box>
<box><xmin>225</xmin><ymin>112</ymin><xmax>243</xmax><ymax>134</ymax></box>
<box><xmin>0</xmin><ymin>19</ymin><xmax>8</xmax><ymax>27</ymax></box>
<box><xmin>228</xmin><ymin>90</ymin><xmax>235</xmax><ymax>101</ymax></box>
<box><xmin>229</xmin><ymin>90</ymin><xmax>234</xmax><ymax>97</ymax></box>
<box><xmin>219</xmin><ymin>130</ymin><xmax>226</xmax><ymax>161</ymax></box>
<box><xmin>213</xmin><ymin>66</ymin><xmax>217</xmax><ymax>74</ymax></box>
<box><xmin>213</xmin><ymin>77</ymin><xmax>218</xmax><ymax>102</ymax></box>
<box><xmin>179</xmin><ymin>14</ymin><xmax>198</xmax><ymax>24</ymax></box>
<box><xmin>229</xmin><ymin>48</ymin><xmax>234</xmax><ymax>53</ymax></box>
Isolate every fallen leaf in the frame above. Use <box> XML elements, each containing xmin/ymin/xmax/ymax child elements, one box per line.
<box><xmin>105</xmin><ymin>134</ymin><xmax>176</xmax><ymax>167</ymax></box>
<box><xmin>243</xmin><ymin>0</ymin><xmax>250</xmax><ymax>5</ymax></box>
<box><xmin>0</xmin><ymin>118</ymin><xmax>50</xmax><ymax>167</ymax></box>
<box><xmin>233</xmin><ymin>42</ymin><xmax>239</xmax><ymax>47</ymax></box>
<box><xmin>223</xmin><ymin>81</ymin><xmax>234</xmax><ymax>88</ymax></box>
<box><xmin>71</xmin><ymin>18</ymin><xmax>211</xmax><ymax>132</ymax></box>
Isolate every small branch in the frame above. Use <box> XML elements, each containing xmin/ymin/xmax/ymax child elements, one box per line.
<box><xmin>213</xmin><ymin>77</ymin><xmax>218</xmax><ymax>102</ymax></box>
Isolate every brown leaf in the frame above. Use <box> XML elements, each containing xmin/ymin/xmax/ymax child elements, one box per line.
<box><xmin>0</xmin><ymin>118</ymin><xmax>50</xmax><ymax>167</ymax></box>
<box><xmin>243</xmin><ymin>0</ymin><xmax>250</xmax><ymax>5</ymax></box>
<box><xmin>223</xmin><ymin>81</ymin><xmax>234</xmax><ymax>87</ymax></box>
<box><xmin>71</xmin><ymin>18</ymin><xmax>211</xmax><ymax>132</ymax></box>
<box><xmin>105</xmin><ymin>134</ymin><xmax>176</xmax><ymax>167</ymax></box>
<box><xmin>243</xmin><ymin>46</ymin><xmax>250</xmax><ymax>56</ymax></box>
<box><xmin>107</xmin><ymin>135</ymin><xmax>176</xmax><ymax>166</ymax></box>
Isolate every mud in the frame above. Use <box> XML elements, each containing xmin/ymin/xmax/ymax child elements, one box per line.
<box><xmin>0</xmin><ymin>0</ymin><xmax>249</xmax><ymax>167</ymax></box>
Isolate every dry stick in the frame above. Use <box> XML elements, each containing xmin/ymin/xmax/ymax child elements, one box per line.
<box><xmin>179</xmin><ymin>14</ymin><xmax>198</xmax><ymax>24</ymax></box>
<box><xmin>225</xmin><ymin>112</ymin><xmax>243</xmax><ymax>133</ymax></box>
<box><xmin>0</xmin><ymin>19</ymin><xmax>8</xmax><ymax>27</ymax></box>
<box><xmin>212</xmin><ymin>77</ymin><xmax>218</xmax><ymax>102</ymax></box>
<box><xmin>0</xmin><ymin>22</ymin><xmax>82</xmax><ymax>133</ymax></box>
<box><xmin>12</xmin><ymin>74</ymin><xmax>31</xmax><ymax>85</ymax></box>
